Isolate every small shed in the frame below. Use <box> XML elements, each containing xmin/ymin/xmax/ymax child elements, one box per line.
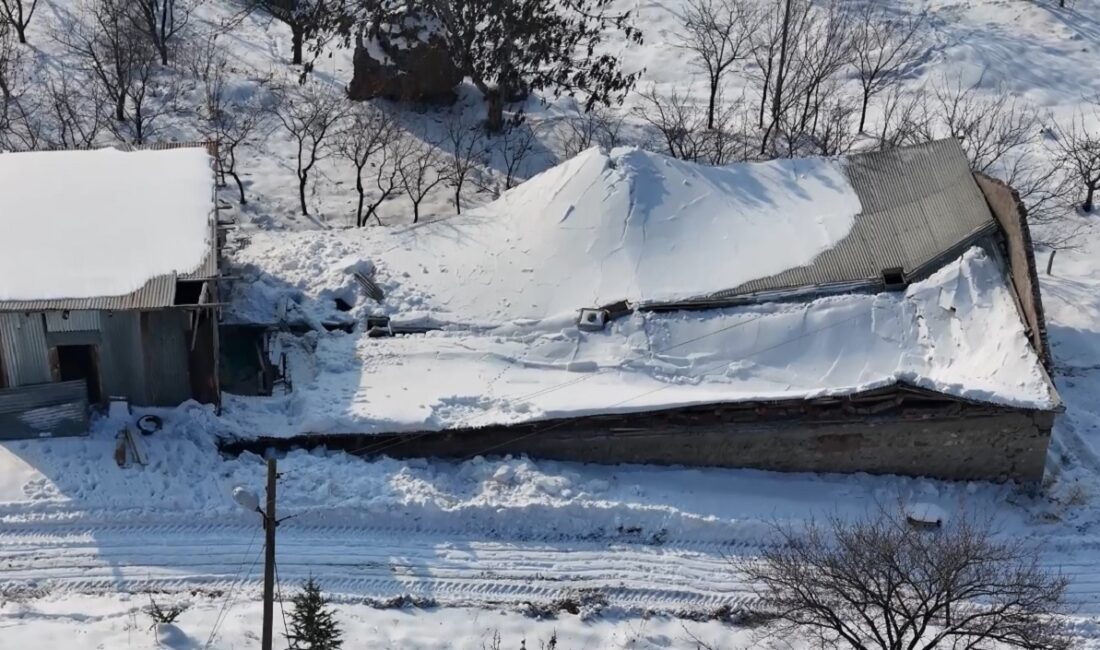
<box><xmin>0</xmin><ymin>144</ymin><xmax>221</xmax><ymax>439</ymax></box>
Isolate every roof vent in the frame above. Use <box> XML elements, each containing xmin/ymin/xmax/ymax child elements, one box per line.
<box><xmin>577</xmin><ymin>308</ymin><xmax>609</xmax><ymax>332</ymax></box>
<box><xmin>882</xmin><ymin>267</ymin><xmax>908</xmax><ymax>291</ymax></box>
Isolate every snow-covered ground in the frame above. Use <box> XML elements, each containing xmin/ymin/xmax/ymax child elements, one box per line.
<box><xmin>4</xmin><ymin>0</ymin><xmax>1100</xmax><ymax>647</ymax></box>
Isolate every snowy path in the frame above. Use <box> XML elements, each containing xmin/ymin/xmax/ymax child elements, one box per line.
<box><xmin>0</xmin><ymin>517</ymin><xmax>760</xmax><ymax>613</ymax></box>
<box><xmin>3</xmin><ymin>516</ymin><xmax>1100</xmax><ymax>615</ymax></box>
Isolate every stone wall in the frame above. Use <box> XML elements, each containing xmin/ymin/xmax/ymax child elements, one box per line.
<box><xmin>227</xmin><ymin>409</ymin><xmax>1054</xmax><ymax>483</ymax></box>
<box><xmin>974</xmin><ymin>173</ymin><xmax>1053</xmax><ymax>370</ymax></box>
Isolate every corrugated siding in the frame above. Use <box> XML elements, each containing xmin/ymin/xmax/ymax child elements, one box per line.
<box><xmin>0</xmin><ymin>313</ymin><xmax>51</xmax><ymax>386</ymax></box>
<box><xmin>706</xmin><ymin>139</ymin><xmax>997</xmax><ymax>301</ymax></box>
<box><xmin>45</xmin><ymin>310</ymin><xmax>102</xmax><ymax>332</ymax></box>
<box><xmin>0</xmin><ymin>275</ymin><xmax>178</xmax><ymax>312</ymax></box>
<box><xmin>141</xmin><ymin>310</ymin><xmax>192</xmax><ymax>406</ymax></box>
<box><xmin>0</xmin><ymin>380</ymin><xmax>89</xmax><ymax>439</ymax></box>
<box><xmin>100</xmin><ymin>311</ymin><xmax>146</xmax><ymax>402</ymax></box>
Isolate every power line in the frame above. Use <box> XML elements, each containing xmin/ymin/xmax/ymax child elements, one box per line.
<box><xmin>203</xmin><ymin>532</ymin><xmax>263</xmax><ymax>650</ymax></box>
<box><xmin>273</xmin><ymin>558</ymin><xmax>292</xmax><ymax>646</ymax></box>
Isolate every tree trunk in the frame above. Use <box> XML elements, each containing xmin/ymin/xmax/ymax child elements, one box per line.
<box><xmin>758</xmin><ymin>59</ymin><xmax>772</xmax><ymax>128</ymax></box>
<box><xmin>1084</xmin><ymin>185</ymin><xmax>1095</xmax><ymax>214</ymax></box>
<box><xmin>356</xmin><ymin>172</ymin><xmax>366</xmax><ymax>227</ymax></box>
<box><xmin>291</xmin><ymin>25</ymin><xmax>304</xmax><ymax>66</ymax></box>
<box><xmin>859</xmin><ymin>91</ymin><xmax>870</xmax><ymax>133</ymax></box>
<box><xmin>230</xmin><ymin>171</ymin><xmax>248</xmax><ymax>205</ymax></box>
<box><xmin>412</xmin><ymin>201</ymin><xmax>420</xmax><ymax>224</ymax></box>
<box><xmin>707</xmin><ymin>78</ymin><xmax>718</xmax><ymax>130</ymax></box>
<box><xmin>16</xmin><ymin>24</ymin><xmax>27</xmax><ymax>44</ymax></box>
<box><xmin>1046</xmin><ymin>249</ymin><xmax>1057</xmax><ymax>275</ymax></box>
<box><xmin>298</xmin><ymin>172</ymin><xmax>309</xmax><ymax>216</ymax></box>
<box><xmin>485</xmin><ymin>89</ymin><xmax>505</xmax><ymax>134</ymax></box>
<box><xmin>454</xmin><ymin>185</ymin><xmax>462</xmax><ymax>214</ymax></box>
<box><xmin>115</xmin><ymin>93</ymin><xmax>126</xmax><ymax>123</ymax></box>
<box><xmin>771</xmin><ymin>0</ymin><xmax>793</xmax><ymax>132</ymax></box>
<box><xmin>159</xmin><ymin>43</ymin><xmax>169</xmax><ymax>66</ymax></box>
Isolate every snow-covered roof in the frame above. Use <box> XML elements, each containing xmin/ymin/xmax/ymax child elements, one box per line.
<box><xmin>224</xmin><ymin>248</ymin><xmax>1059</xmax><ymax>437</ymax></box>
<box><xmin>0</xmin><ymin>147</ymin><xmax>216</xmax><ymax>308</ymax></box>
<box><xmin>225</xmin><ymin>140</ymin><xmax>1057</xmax><ymax>434</ymax></box>
<box><xmin>233</xmin><ymin>140</ymin><xmax>997</xmax><ymax>329</ymax></box>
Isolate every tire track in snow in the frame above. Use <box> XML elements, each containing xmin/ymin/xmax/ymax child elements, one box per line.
<box><xmin>0</xmin><ymin>519</ymin><xmax>761</xmax><ymax>613</ymax></box>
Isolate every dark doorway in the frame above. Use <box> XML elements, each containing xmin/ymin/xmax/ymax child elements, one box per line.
<box><xmin>56</xmin><ymin>345</ymin><xmax>103</xmax><ymax>404</ymax></box>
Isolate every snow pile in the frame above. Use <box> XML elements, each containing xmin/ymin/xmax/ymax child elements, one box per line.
<box><xmin>230</xmin><ymin>147</ymin><xmax>860</xmax><ymax>326</ymax></box>
<box><xmin>0</xmin><ymin>147</ymin><xmax>214</xmax><ymax>301</ymax></box>
<box><xmin>221</xmin><ymin>247</ymin><xmax>1056</xmax><ymax>438</ymax></box>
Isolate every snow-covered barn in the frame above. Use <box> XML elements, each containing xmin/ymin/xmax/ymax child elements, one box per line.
<box><xmin>227</xmin><ymin>138</ymin><xmax>1061</xmax><ymax>482</ymax></box>
<box><xmin>0</xmin><ymin>145</ymin><xmax>221</xmax><ymax>439</ymax></box>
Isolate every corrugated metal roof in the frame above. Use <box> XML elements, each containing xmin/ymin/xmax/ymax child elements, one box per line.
<box><xmin>0</xmin><ymin>142</ymin><xmax>218</xmax><ymax>313</ymax></box>
<box><xmin>703</xmin><ymin>139</ymin><xmax>996</xmax><ymax>301</ymax></box>
<box><xmin>0</xmin><ymin>274</ymin><xmax>178</xmax><ymax>312</ymax></box>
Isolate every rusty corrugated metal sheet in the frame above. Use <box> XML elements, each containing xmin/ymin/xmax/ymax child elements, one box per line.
<box><xmin>703</xmin><ymin>139</ymin><xmax>997</xmax><ymax>302</ymax></box>
<box><xmin>0</xmin><ymin>313</ymin><xmax>51</xmax><ymax>386</ymax></box>
<box><xmin>0</xmin><ymin>380</ymin><xmax>89</xmax><ymax>439</ymax></box>
<box><xmin>99</xmin><ymin>311</ymin><xmax>146</xmax><ymax>402</ymax></box>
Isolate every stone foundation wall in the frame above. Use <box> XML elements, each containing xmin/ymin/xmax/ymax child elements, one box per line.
<box><xmin>230</xmin><ymin>410</ymin><xmax>1054</xmax><ymax>483</ymax></box>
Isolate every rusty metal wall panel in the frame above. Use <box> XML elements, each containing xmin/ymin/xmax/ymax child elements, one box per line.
<box><xmin>45</xmin><ymin>310</ymin><xmax>102</xmax><ymax>332</ymax></box>
<box><xmin>99</xmin><ymin>311</ymin><xmax>147</xmax><ymax>402</ymax></box>
<box><xmin>0</xmin><ymin>313</ymin><xmax>51</xmax><ymax>386</ymax></box>
<box><xmin>0</xmin><ymin>380</ymin><xmax>89</xmax><ymax>439</ymax></box>
<box><xmin>141</xmin><ymin>310</ymin><xmax>192</xmax><ymax>406</ymax></box>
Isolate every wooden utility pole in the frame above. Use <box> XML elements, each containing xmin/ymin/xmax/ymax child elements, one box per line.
<box><xmin>261</xmin><ymin>456</ymin><xmax>278</xmax><ymax>650</ymax></box>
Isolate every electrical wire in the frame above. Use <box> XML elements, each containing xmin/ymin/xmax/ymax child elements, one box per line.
<box><xmin>203</xmin><ymin>530</ymin><xmax>263</xmax><ymax>650</ymax></box>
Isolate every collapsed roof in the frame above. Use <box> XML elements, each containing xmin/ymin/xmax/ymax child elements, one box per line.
<box><xmin>226</xmin><ymin>139</ymin><xmax>1059</xmax><ymax>435</ymax></box>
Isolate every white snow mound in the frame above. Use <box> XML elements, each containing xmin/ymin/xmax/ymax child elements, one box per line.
<box><xmin>233</xmin><ymin>147</ymin><xmax>860</xmax><ymax>327</ymax></box>
<box><xmin>0</xmin><ymin>147</ymin><xmax>214</xmax><ymax>301</ymax></box>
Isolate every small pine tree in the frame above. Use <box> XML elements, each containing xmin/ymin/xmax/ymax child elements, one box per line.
<box><xmin>286</xmin><ymin>577</ymin><xmax>343</xmax><ymax>650</ymax></box>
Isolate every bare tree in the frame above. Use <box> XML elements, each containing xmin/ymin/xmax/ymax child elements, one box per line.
<box><xmin>633</xmin><ymin>84</ymin><xmax>747</xmax><ymax>165</ymax></box>
<box><xmin>336</xmin><ymin>102</ymin><xmax>400</xmax><ymax>226</ymax></box>
<box><xmin>764</xmin><ymin>0</ymin><xmax>855</xmax><ymax>157</ymax></box>
<box><xmin>676</xmin><ymin>0</ymin><xmax>760</xmax><ymax>130</ymax></box>
<box><xmin>133</xmin><ymin>0</ymin><xmax>192</xmax><ymax>65</ymax></box>
<box><xmin>926</xmin><ymin>74</ymin><xmax>1040</xmax><ymax>175</ymax></box>
<box><xmin>633</xmin><ymin>85</ymin><xmax>710</xmax><ymax>162</ymax></box>
<box><xmin>1053</xmin><ymin>112</ymin><xmax>1100</xmax><ymax>213</ymax></box>
<box><xmin>558</xmin><ymin>104</ymin><xmax>626</xmax><ymax>159</ymax></box>
<box><xmin>441</xmin><ymin>111</ymin><xmax>488</xmax><ymax>214</ymax></box>
<box><xmin>738</xmin><ymin>508</ymin><xmax>1071</xmax><ymax>650</ymax></box>
<box><xmin>851</xmin><ymin>6</ymin><xmax>925</xmax><ymax>133</ymax></box>
<box><xmin>40</xmin><ymin>72</ymin><xmax>105</xmax><ymax>148</ymax></box>
<box><xmin>494</xmin><ymin>120</ymin><xmax>538</xmax><ymax>193</ymax></box>
<box><xmin>874</xmin><ymin>85</ymin><xmax>929</xmax><ymax>151</ymax></box>
<box><xmin>273</xmin><ymin>81</ymin><xmax>349</xmax><ymax>216</ymax></box>
<box><xmin>0</xmin><ymin>19</ymin><xmax>21</xmax><ymax>101</ymax></box>
<box><xmin>202</xmin><ymin>64</ymin><xmax>269</xmax><ymax>206</ymax></box>
<box><xmin>249</xmin><ymin>0</ymin><xmax>324</xmax><ymax>66</ymax></box>
<box><xmin>57</xmin><ymin>0</ymin><xmax>154</xmax><ymax>124</ymax></box>
<box><xmin>360</xmin><ymin>136</ymin><xmax>407</xmax><ymax>226</ymax></box>
<box><xmin>396</xmin><ymin>134</ymin><xmax>445</xmax><ymax>223</ymax></box>
<box><xmin>0</xmin><ymin>0</ymin><xmax>39</xmax><ymax>44</ymax></box>
<box><xmin>109</xmin><ymin>51</ymin><xmax>176</xmax><ymax>143</ymax></box>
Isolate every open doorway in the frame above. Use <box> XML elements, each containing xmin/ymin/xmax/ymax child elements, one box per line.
<box><xmin>56</xmin><ymin>344</ymin><xmax>103</xmax><ymax>404</ymax></box>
